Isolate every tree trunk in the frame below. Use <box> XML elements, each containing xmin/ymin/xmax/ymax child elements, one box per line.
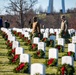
<box><xmin>20</xmin><ymin>12</ymin><xmax>24</xmax><ymax>28</ymax></box>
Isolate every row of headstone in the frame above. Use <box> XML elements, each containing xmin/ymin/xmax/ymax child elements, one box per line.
<box><xmin>2</xmin><ymin>28</ymin><xmax>76</xmax><ymax>59</ymax></box>
<box><xmin>1</xmin><ymin>28</ymin><xmax>76</xmax><ymax>75</ymax></box>
<box><xmin>1</xmin><ymin>28</ymin><xmax>16</xmax><ymax>43</ymax></box>
<box><xmin>2</xmin><ymin>27</ymin><xmax>75</xmax><ymax>38</ymax></box>
<box><xmin>12</xmin><ymin>28</ymin><xmax>76</xmax><ymax>62</ymax></box>
<box><xmin>0</xmin><ymin>28</ymin><xmax>26</xmax><ymax>56</ymax></box>
<box><xmin>19</xmin><ymin>47</ymin><xmax>74</xmax><ymax>75</ymax></box>
<box><xmin>16</xmin><ymin>47</ymin><xmax>74</xmax><ymax>75</ymax></box>
<box><xmin>11</xmin><ymin>27</ymin><xmax>75</xmax><ymax>47</ymax></box>
<box><xmin>12</xmin><ymin>28</ymin><xmax>31</xmax><ymax>39</ymax></box>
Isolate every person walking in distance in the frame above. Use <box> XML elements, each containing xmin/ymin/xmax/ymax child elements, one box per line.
<box><xmin>0</xmin><ymin>17</ymin><xmax>3</xmax><ymax>28</ymax></box>
<box><xmin>60</xmin><ymin>15</ymin><xmax>70</xmax><ymax>43</ymax></box>
<box><xmin>32</xmin><ymin>16</ymin><xmax>40</xmax><ymax>38</ymax></box>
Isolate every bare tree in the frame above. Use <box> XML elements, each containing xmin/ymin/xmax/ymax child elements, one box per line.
<box><xmin>6</xmin><ymin>0</ymin><xmax>38</xmax><ymax>28</ymax></box>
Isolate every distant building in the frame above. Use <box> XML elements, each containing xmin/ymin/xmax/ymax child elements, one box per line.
<box><xmin>47</xmin><ymin>0</ymin><xmax>65</xmax><ymax>14</ymax></box>
<box><xmin>62</xmin><ymin>0</ymin><xmax>65</xmax><ymax>13</ymax></box>
<box><xmin>47</xmin><ymin>0</ymin><xmax>53</xmax><ymax>14</ymax></box>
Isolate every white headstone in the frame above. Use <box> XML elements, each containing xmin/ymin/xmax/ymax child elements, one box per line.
<box><xmin>8</xmin><ymin>36</ymin><xmax>16</xmax><ymax>42</ymax></box>
<box><xmin>43</xmin><ymin>32</ymin><xmax>49</xmax><ymax>38</ymax></box>
<box><xmin>20</xmin><ymin>54</ymin><xmax>30</xmax><ymax>63</ymax></box>
<box><xmin>50</xmin><ymin>28</ymin><xmax>54</xmax><ymax>34</ymax></box>
<box><xmin>49</xmin><ymin>48</ymin><xmax>58</xmax><ymax>59</ymax></box>
<box><xmin>26</xmin><ymin>28</ymin><xmax>31</xmax><ymax>32</ymax></box>
<box><xmin>15</xmin><ymin>47</ymin><xmax>24</xmax><ymax>54</ymax></box>
<box><xmin>8</xmin><ymin>35</ymin><xmax>12</xmax><ymax>40</ymax></box>
<box><xmin>54</xmin><ymin>29</ymin><xmax>60</xmax><ymax>40</ymax></box>
<box><xmin>54</xmin><ymin>29</ymin><xmax>59</xmax><ymax>33</ymax></box>
<box><xmin>45</xmin><ymin>28</ymin><xmax>49</xmax><ymax>33</ymax></box>
<box><xmin>12</xmin><ymin>41</ymin><xmax>20</xmax><ymax>49</ymax></box>
<box><xmin>72</xmin><ymin>36</ymin><xmax>76</xmax><ymax>43</ymax></box>
<box><xmin>68</xmin><ymin>43</ymin><xmax>76</xmax><ymax>60</ymax></box>
<box><xmin>7</xmin><ymin>32</ymin><xmax>12</xmax><ymax>37</ymax></box>
<box><xmin>40</xmin><ymin>29</ymin><xmax>45</xmax><ymax>33</ymax></box>
<box><xmin>68</xmin><ymin>29</ymin><xmax>71</xmax><ymax>36</ymax></box>
<box><xmin>12</xmin><ymin>27</ymin><xmax>17</xmax><ymax>31</ymax></box>
<box><xmin>38</xmin><ymin>42</ymin><xmax>46</xmax><ymax>52</ymax></box>
<box><xmin>56</xmin><ymin>33</ymin><xmax>59</xmax><ymax>40</ymax></box>
<box><xmin>31</xmin><ymin>63</ymin><xmax>45</xmax><ymax>75</ymax></box>
<box><xmin>17</xmin><ymin>29</ymin><xmax>23</xmax><ymax>33</ymax></box>
<box><xmin>33</xmin><ymin>37</ymin><xmax>40</xmax><ymax>44</ymax></box>
<box><xmin>62</xmin><ymin>56</ymin><xmax>74</xmax><ymax>66</ymax></box>
<box><xmin>23</xmin><ymin>32</ymin><xmax>30</xmax><ymax>38</ymax></box>
<box><xmin>57</xmin><ymin>38</ymin><xmax>65</xmax><ymax>46</ymax></box>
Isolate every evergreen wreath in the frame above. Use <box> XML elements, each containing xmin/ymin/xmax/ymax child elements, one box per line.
<box><xmin>55</xmin><ymin>45</ymin><xmax>64</xmax><ymax>52</ymax></box>
<box><xmin>57</xmin><ymin>64</ymin><xmax>75</xmax><ymax>75</ymax></box>
<box><xmin>45</xmin><ymin>58</ymin><xmax>57</xmax><ymax>66</ymax></box>
<box><xmin>33</xmin><ymin>49</ymin><xmax>45</xmax><ymax>58</ymax></box>
<box><xmin>13</xmin><ymin>62</ymin><xmax>29</xmax><ymax>73</ymax></box>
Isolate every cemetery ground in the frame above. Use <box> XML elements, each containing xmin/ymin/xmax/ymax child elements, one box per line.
<box><xmin>0</xmin><ymin>33</ymin><xmax>76</xmax><ymax>75</ymax></box>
